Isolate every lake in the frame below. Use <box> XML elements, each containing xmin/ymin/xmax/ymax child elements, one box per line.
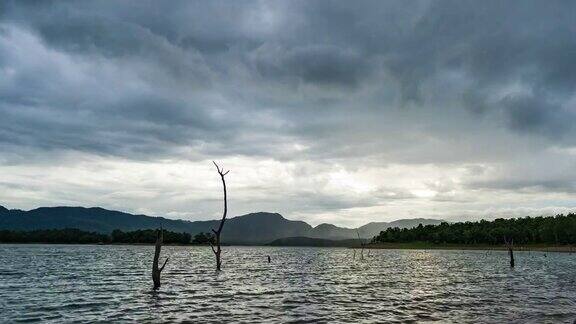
<box><xmin>0</xmin><ymin>245</ymin><xmax>575</xmax><ymax>323</ymax></box>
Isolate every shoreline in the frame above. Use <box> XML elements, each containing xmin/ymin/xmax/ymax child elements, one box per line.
<box><xmin>364</xmin><ymin>242</ymin><xmax>576</xmax><ymax>253</ymax></box>
<box><xmin>0</xmin><ymin>242</ymin><xmax>212</xmax><ymax>247</ymax></box>
<box><xmin>2</xmin><ymin>242</ymin><xmax>575</xmax><ymax>253</ymax></box>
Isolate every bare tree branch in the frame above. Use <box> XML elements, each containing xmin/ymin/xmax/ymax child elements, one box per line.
<box><xmin>212</xmin><ymin>161</ymin><xmax>229</xmax><ymax>236</ymax></box>
<box><xmin>160</xmin><ymin>257</ymin><xmax>169</xmax><ymax>272</ymax></box>
<box><xmin>210</xmin><ymin>161</ymin><xmax>229</xmax><ymax>271</ymax></box>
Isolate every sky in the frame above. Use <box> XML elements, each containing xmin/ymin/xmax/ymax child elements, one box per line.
<box><xmin>1</xmin><ymin>1</ymin><xmax>576</xmax><ymax>227</ymax></box>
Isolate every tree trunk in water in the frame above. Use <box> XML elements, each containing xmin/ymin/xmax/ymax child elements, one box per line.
<box><xmin>215</xmin><ymin>242</ymin><xmax>222</xmax><ymax>271</ymax></box>
<box><xmin>504</xmin><ymin>236</ymin><xmax>514</xmax><ymax>268</ymax></box>
<box><xmin>356</xmin><ymin>230</ymin><xmax>364</xmax><ymax>261</ymax></box>
<box><xmin>152</xmin><ymin>228</ymin><xmax>169</xmax><ymax>289</ymax></box>
<box><xmin>210</xmin><ymin>161</ymin><xmax>229</xmax><ymax>271</ymax></box>
<box><xmin>508</xmin><ymin>247</ymin><xmax>515</xmax><ymax>268</ymax></box>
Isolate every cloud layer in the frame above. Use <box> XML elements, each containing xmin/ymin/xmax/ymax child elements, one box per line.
<box><xmin>1</xmin><ymin>0</ymin><xmax>576</xmax><ymax>226</ymax></box>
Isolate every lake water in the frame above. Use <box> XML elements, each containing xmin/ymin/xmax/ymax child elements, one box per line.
<box><xmin>0</xmin><ymin>245</ymin><xmax>575</xmax><ymax>323</ymax></box>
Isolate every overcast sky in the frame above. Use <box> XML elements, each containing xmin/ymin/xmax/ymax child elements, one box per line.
<box><xmin>1</xmin><ymin>1</ymin><xmax>576</xmax><ymax>227</ymax></box>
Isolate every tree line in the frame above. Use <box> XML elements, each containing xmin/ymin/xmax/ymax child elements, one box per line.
<box><xmin>372</xmin><ymin>213</ymin><xmax>576</xmax><ymax>245</ymax></box>
<box><xmin>0</xmin><ymin>228</ymin><xmax>216</xmax><ymax>245</ymax></box>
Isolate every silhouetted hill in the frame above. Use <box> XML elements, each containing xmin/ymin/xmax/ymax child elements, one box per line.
<box><xmin>309</xmin><ymin>223</ymin><xmax>355</xmax><ymax>240</ymax></box>
<box><xmin>0</xmin><ymin>205</ymin><xmax>443</xmax><ymax>244</ymax></box>
<box><xmin>218</xmin><ymin>212</ymin><xmax>313</xmax><ymax>244</ymax></box>
<box><xmin>0</xmin><ymin>205</ymin><xmax>213</xmax><ymax>234</ymax></box>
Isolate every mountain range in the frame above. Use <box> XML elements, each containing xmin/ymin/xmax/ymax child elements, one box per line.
<box><xmin>0</xmin><ymin>205</ymin><xmax>443</xmax><ymax>244</ymax></box>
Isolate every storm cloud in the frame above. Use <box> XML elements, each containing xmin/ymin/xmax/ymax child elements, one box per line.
<box><xmin>1</xmin><ymin>0</ymin><xmax>575</xmax><ymax>226</ymax></box>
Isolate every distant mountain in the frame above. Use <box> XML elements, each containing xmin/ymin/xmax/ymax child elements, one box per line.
<box><xmin>0</xmin><ymin>205</ymin><xmax>443</xmax><ymax>244</ymax></box>
<box><xmin>309</xmin><ymin>223</ymin><xmax>355</xmax><ymax>240</ymax></box>
<box><xmin>218</xmin><ymin>212</ymin><xmax>312</xmax><ymax>243</ymax></box>
<box><xmin>0</xmin><ymin>206</ymin><xmax>215</xmax><ymax>234</ymax></box>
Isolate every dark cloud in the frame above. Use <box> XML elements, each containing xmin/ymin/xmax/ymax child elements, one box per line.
<box><xmin>468</xmin><ymin>178</ymin><xmax>576</xmax><ymax>194</ymax></box>
<box><xmin>251</xmin><ymin>44</ymin><xmax>371</xmax><ymax>87</ymax></box>
<box><xmin>2</xmin><ymin>1</ymin><xmax>575</xmax><ymax>162</ymax></box>
<box><xmin>500</xmin><ymin>94</ymin><xmax>574</xmax><ymax>140</ymax></box>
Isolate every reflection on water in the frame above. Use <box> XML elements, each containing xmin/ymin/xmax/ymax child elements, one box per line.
<box><xmin>0</xmin><ymin>245</ymin><xmax>575</xmax><ymax>323</ymax></box>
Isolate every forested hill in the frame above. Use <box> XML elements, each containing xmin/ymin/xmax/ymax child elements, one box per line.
<box><xmin>0</xmin><ymin>205</ymin><xmax>441</xmax><ymax>243</ymax></box>
<box><xmin>0</xmin><ymin>228</ymin><xmax>193</xmax><ymax>244</ymax></box>
<box><xmin>373</xmin><ymin>214</ymin><xmax>576</xmax><ymax>245</ymax></box>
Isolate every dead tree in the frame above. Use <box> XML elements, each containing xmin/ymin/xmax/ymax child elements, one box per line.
<box><xmin>152</xmin><ymin>228</ymin><xmax>169</xmax><ymax>289</ymax></box>
<box><xmin>504</xmin><ymin>236</ymin><xmax>515</xmax><ymax>268</ymax></box>
<box><xmin>210</xmin><ymin>161</ymin><xmax>229</xmax><ymax>271</ymax></box>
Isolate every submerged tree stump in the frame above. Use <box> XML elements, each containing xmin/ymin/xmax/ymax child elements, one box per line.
<box><xmin>152</xmin><ymin>228</ymin><xmax>169</xmax><ymax>289</ymax></box>
<box><xmin>356</xmin><ymin>230</ymin><xmax>364</xmax><ymax>261</ymax></box>
<box><xmin>504</xmin><ymin>237</ymin><xmax>515</xmax><ymax>268</ymax></box>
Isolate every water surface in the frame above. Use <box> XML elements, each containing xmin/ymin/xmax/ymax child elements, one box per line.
<box><xmin>0</xmin><ymin>245</ymin><xmax>575</xmax><ymax>323</ymax></box>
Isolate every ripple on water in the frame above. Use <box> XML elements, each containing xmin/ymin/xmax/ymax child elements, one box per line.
<box><xmin>0</xmin><ymin>245</ymin><xmax>575</xmax><ymax>323</ymax></box>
